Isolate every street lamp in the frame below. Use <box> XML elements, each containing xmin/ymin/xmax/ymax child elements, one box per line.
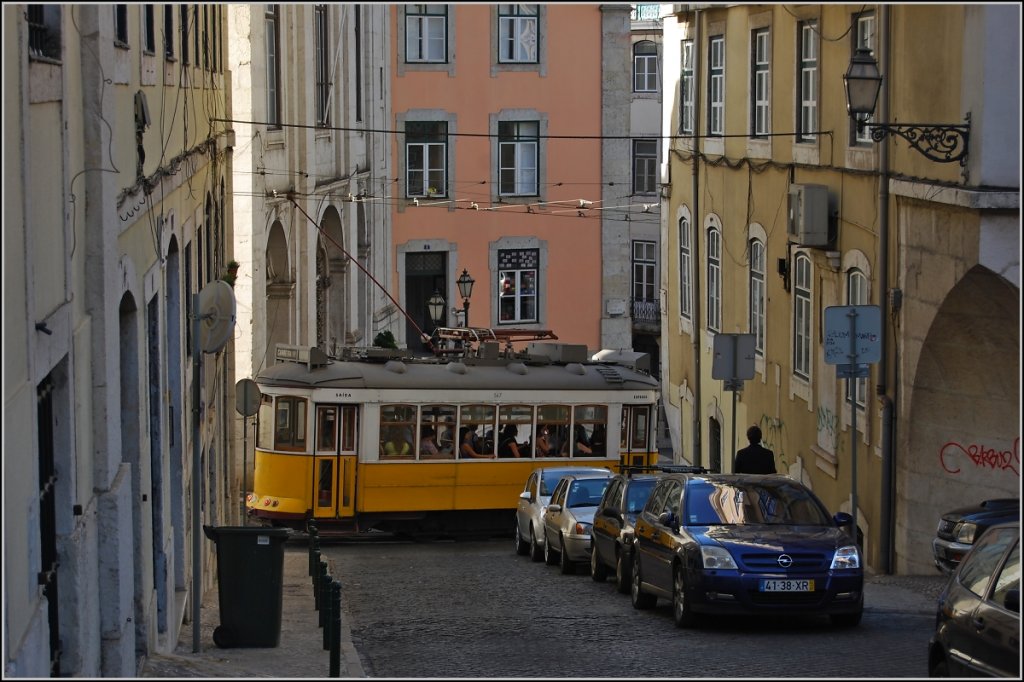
<box><xmin>455</xmin><ymin>269</ymin><xmax>475</xmax><ymax>328</ymax></box>
<box><xmin>427</xmin><ymin>290</ymin><xmax>446</xmax><ymax>328</ymax></box>
<box><xmin>843</xmin><ymin>47</ymin><xmax>970</xmax><ymax>165</ymax></box>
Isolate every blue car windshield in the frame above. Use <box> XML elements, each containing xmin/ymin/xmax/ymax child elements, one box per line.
<box><xmin>567</xmin><ymin>479</ymin><xmax>610</xmax><ymax>508</ymax></box>
<box><xmin>683</xmin><ymin>480</ymin><xmax>832</xmax><ymax>526</ymax></box>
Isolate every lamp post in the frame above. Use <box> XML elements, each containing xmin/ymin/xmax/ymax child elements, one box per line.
<box><xmin>456</xmin><ymin>269</ymin><xmax>475</xmax><ymax>329</ymax></box>
<box><xmin>844</xmin><ymin>47</ymin><xmax>970</xmax><ymax>165</ymax></box>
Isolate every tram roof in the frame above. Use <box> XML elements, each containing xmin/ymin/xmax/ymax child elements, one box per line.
<box><xmin>255</xmin><ymin>355</ymin><xmax>660</xmax><ymax>393</ymax></box>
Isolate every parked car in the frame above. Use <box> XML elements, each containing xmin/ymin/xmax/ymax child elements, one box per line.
<box><xmin>541</xmin><ymin>472</ymin><xmax>614</xmax><ymax>574</ymax></box>
<box><xmin>928</xmin><ymin>520</ymin><xmax>1019</xmax><ymax>677</ymax></box>
<box><xmin>932</xmin><ymin>498</ymin><xmax>1020</xmax><ymax>575</ymax></box>
<box><xmin>514</xmin><ymin>466</ymin><xmax>612</xmax><ymax>562</ymax></box>
<box><xmin>590</xmin><ymin>472</ymin><xmax>660</xmax><ymax>593</ymax></box>
<box><xmin>631</xmin><ymin>472</ymin><xmax>863</xmax><ymax>628</ymax></box>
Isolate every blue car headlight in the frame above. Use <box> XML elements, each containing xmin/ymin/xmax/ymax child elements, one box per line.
<box><xmin>830</xmin><ymin>545</ymin><xmax>861</xmax><ymax>570</ymax></box>
<box><xmin>954</xmin><ymin>521</ymin><xmax>978</xmax><ymax>544</ymax></box>
<box><xmin>700</xmin><ymin>545</ymin><xmax>738</xmax><ymax>570</ymax></box>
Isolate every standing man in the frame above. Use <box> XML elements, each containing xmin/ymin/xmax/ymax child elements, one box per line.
<box><xmin>734</xmin><ymin>425</ymin><xmax>777</xmax><ymax>474</ymax></box>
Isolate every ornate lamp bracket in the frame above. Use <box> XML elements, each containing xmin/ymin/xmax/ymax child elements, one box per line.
<box><xmin>864</xmin><ymin>113</ymin><xmax>971</xmax><ymax>166</ymax></box>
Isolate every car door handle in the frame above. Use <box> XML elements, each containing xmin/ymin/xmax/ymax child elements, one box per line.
<box><xmin>972</xmin><ymin>617</ymin><xmax>986</xmax><ymax>631</ymax></box>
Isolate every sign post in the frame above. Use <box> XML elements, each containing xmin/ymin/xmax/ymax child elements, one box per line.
<box><xmin>823</xmin><ymin>305</ymin><xmax>881</xmax><ymax>546</ymax></box>
<box><xmin>712</xmin><ymin>333</ymin><xmax>756</xmax><ymax>472</ymax></box>
<box><xmin>235</xmin><ymin>379</ymin><xmax>262</xmax><ymax>524</ymax></box>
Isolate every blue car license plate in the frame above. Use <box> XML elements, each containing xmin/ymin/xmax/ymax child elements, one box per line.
<box><xmin>759</xmin><ymin>579</ymin><xmax>814</xmax><ymax>592</ymax></box>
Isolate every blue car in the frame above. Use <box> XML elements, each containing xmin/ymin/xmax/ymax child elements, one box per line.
<box><xmin>631</xmin><ymin>472</ymin><xmax>863</xmax><ymax>628</ymax></box>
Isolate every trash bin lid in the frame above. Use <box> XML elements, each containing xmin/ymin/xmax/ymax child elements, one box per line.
<box><xmin>203</xmin><ymin>525</ymin><xmax>291</xmax><ymax>541</ymax></box>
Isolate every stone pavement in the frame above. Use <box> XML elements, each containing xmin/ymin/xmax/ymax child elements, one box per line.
<box><xmin>142</xmin><ymin>545</ymin><xmax>365</xmax><ymax>678</ymax></box>
<box><xmin>141</xmin><ymin>540</ymin><xmax>948</xmax><ymax>678</ymax></box>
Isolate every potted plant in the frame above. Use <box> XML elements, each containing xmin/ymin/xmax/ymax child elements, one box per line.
<box><xmin>222</xmin><ymin>260</ymin><xmax>240</xmax><ymax>287</ymax></box>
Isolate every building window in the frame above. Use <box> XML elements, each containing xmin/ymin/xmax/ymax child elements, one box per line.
<box><xmin>192</xmin><ymin>4</ymin><xmax>199</xmax><ymax>64</ymax></box>
<box><xmin>633</xmin><ymin>40</ymin><xmax>658</xmax><ymax>92</ymax></box>
<box><xmin>499</xmin><ymin>121</ymin><xmax>538</xmax><ymax>196</ymax></box>
<box><xmin>749</xmin><ymin>239</ymin><xmax>765</xmax><ymax>356</ymax></box>
<box><xmin>751</xmin><ymin>28</ymin><xmax>769</xmax><ymax>138</ymax></box>
<box><xmin>498</xmin><ymin>4</ymin><xmax>538</xmax><ymax>63</ymax></box>
<box><xmin>202</xmin><ymin>4</ymin><xmax>209</xmax><ymax>70</ymax></box>
<box><xmin>797</xmin><ymin>20</ymin><xmax>817</xmax><ymax>142</ymax></box>
<box><xmin>679</xmin><ymin>216</ymin><xmax>692</xmax><ymax>320</ymax></box>
<box><xmin>143</xmin><ymin>5</ymin><xmax>155</xmax><ymax>53</ymax></box>
<box><xmin>315</xmin><ymin>5</ymin><xmax>330</xmax><ymax>126</ymax></box>
<box><xmin>852</xmin><ymin>11</ymin><xmax>875</xmax><ymax>144</ymax></box>
<box><xmin>114</xmin><ymin>4</ymin><xmax>128</xmax><ymax>45</ymax></box>
<box><xmin>707</xmin><ymin>225</ymin><xmax>721</xmax><ymax>332</ymax></box>
<box><xmin>708</xmin><ymin>35</ymin><xmax>724</xmax><ymax>136</ymax></box>
<box><xmin>27</xmin><ymin>5</ymin><xmax>61</xmax><ymax>61</ymax></box>
<box><xmin>632</xmin><ymin>139</ymin><xmax>657</xmax><ymax>195</ymax></box>
<box><xmin>680</xmin><ymin>39</ymin><xmax>694</xmax><ymax>135</ymax></box>
<box><xmin>793</xmin><ymin>253</ymin><xmax>812</xmax><ymax>379</ymax></box>
<box><xmin>406</xmin><ymin>4</ymin><xmax>447</xmax><ymax>63</ymax></box>
<box><xmin>846</xmin><ymin>269</ymin><xmax>869</xmax><ymax>408</ymax></box>
<box><xmin>265</xmin><ymin>5</ymin><xmax>281</xmax><ymax>129</ymax></box>
<box><xmin>406</xmin><ymin>121</ymin><xmax>448</xmax><ymax>197</ymax></box>
<box><xmin>163</xmin><ymin>5</ymin><xmax>174</xmax><ymax>59</ymax></box>
<box><xmin>498</xmin><ymin>249</ymin><xmax>539</xmax><ymax>324</ymax></box>
<box><xmin>633</xmin><ymin>241</ymin><xmax>657</xmax><ymax>311</ymax></box>
<box><xmin>180</xmin><ymin>5</ymin><xmax>189</xmax><ymax>65</ymax></box>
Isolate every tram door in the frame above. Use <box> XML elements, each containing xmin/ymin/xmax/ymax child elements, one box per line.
<box><xmin>313</xmin><ymin>405</ymin><xmax>358</xmax><ymax>520</ymax></box>
<box><xmin>620</xmin><ymin>405</ymin><xmax>655</xmax><ymax>468</ymax></box>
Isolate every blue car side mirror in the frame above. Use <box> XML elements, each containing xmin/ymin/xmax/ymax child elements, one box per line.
<box><xmin>1005</xmin><ymin>587</ymin><xmax>1019</xmax><ymax>614</ymax></box>
<box><xmin>834</xmin><ymin>512</ymin><xmax>853</xmax><ymax>527</ymax></box>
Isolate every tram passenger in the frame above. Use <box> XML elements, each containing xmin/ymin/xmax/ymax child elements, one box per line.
<box><xmin>460</xmin><ymin>426</ymin><xmax>497</xmax><ymax>459</ymax></box>
<box><xmin>535</xmin><ymin>424</ymin><xmax>554</xmax><ymax>456</ymax></box>
<box><xmin>420</xmin><ymin>426</ymin><xmax>443</xmax><ymax>458</ymax></box>
<box><xmin>382</xmin><ymin>426</ymin><xmax>412</xmax><ymax>458</ymax></box>
<box><xmin>589</xmin><ymin>424</ymin><xmax>606</xmax><ymax>456</ymax></box>
<box><xmin>561</xmin><ymin>423</ymin><xmax>592</xmax><ymax>456</ymax></box>
<box><xmin>498</xmin><ymin>424</ymin><xmax>524</xmax><ymax>458</ymax></box>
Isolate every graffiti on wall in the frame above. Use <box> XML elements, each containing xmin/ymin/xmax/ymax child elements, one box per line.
<box><xmin>939</xmin><ymin>437</ymin><xmax>1020</xmax><ymax>476</ymax></box>
<box><xmin>816</xmin><ymin>405</ymin><xmax>843</xmax><ymax>454</ymax></box>
<box><xmin>758</xmin><ymin>415</ymin><xmax>788</xmax><ymax>468</ymax></box>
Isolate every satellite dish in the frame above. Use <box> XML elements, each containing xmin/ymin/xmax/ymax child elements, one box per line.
<box><xmin>197</xmin><ymin>280</ymin><xmax>236</xmax><ymax>353</ymax></box>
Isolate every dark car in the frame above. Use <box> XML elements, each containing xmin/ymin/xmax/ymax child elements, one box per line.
<box><xmin>631</xmin><ymin>472</ymin><xmax>863</xmax><ymax>628</ymax></box>
<box><xmin>932</xmin><ymin>498</ymin><xmax>1020</xmax><ymax>575</ymax></box>
<box><xmin>590</xmin><ymin>472</ymin><xmax>660</xmax><ymax>593</ymax></box>
<box><xmin>928</xmin><ymin>521</ymin><xmax>1019</xmax><ymax>677</ymax></box>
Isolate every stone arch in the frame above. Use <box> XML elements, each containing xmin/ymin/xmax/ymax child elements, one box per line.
<box><xmin>899</xmin><ymin>265</ymin><xmax>1020</xmax><ymax>574</ymax></box>
<box><xmin>265</xmin><ymin>220</ymin><xmax>292</xmax><ymax>360</ymax></box>
<box><xmin>319</xmin><ymin>204</ymin><xmax>347</xmax><ymax>353</ymax></box>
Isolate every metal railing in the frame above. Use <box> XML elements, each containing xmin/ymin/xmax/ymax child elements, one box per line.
<box><xmin>631</xmin><ymin>4</ymin><xmax>662</xmax><ymax>22</ymax></box>
<box><xmin>631</xmin><ymin>298</ymin><xmax>661</xmax><ymax>324</ymax></box>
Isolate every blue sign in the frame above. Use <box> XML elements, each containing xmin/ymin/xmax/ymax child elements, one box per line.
<box><xmin>823</xmin><ymin>305</ymin><xmax>882</xmax><ymax>365</ymax></box>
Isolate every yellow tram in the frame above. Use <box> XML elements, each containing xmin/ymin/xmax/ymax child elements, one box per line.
<box><xmin>246</xmin><ymin>335</ymin><xmax>661</xmax><ymax>536</ymax></box>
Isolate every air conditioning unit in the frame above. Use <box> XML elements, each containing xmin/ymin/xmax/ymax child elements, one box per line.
<box><xmin>787</xmin><ymin>184</ymin><xmax>830</xmax><ymax>247</ymax></box>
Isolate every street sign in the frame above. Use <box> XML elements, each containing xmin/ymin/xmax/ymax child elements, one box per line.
<box><xmin>836</xmin><ymin>363</ymin><xmax>870</xmax><ymax>379</ymax></box>
<box><xmin>711</xmin><ymin>333</ymin><xmax>756</xmax><ymax>381</ymax></box>
<box><xmin>823</xmin><ymin>305</ymin><xmax>882</xmax><ymax>365</ymax></box>
<box><xmin>235</xmin><ymin>378</ymin><xmax>262</xmax><ymax>416</ymax></box>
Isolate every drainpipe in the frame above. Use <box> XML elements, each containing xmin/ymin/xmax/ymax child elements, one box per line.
<box><xmin>690</xmin><ymin>9</ymin><xmax>703</xmax><ymax>466</ymax></box>
<box><xmin>877</xmin><ymin>5</ymin><xmax>895</xmax><ymax>575</ymax></box>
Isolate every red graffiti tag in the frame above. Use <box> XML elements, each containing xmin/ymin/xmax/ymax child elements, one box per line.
<box><xmin>939</xmin><ymin>437</ymin><xmax>1020</xmax><ymax>476</ymax></box>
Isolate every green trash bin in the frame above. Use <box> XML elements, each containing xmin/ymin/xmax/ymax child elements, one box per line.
<box><xmin>203</xmin><ymin>525</ymin><xmax>290</xmax><ymax>648</ymax></box>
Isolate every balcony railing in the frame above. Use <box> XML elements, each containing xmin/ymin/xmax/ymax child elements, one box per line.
<box><xmin>632</xmin><ymin>298</ymin><xmax>661</xmax><ymax>324</ymax></box>
<box><xmin>631</xmin><ymin>5</ymin><xmax>662</xmax><ymax>23</ymax></box>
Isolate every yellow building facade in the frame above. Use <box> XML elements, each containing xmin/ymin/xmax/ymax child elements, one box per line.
<box><xmin>660</xmin><ymin>4</ymin><xmax>1019</xmax><ymax>574</ymax></box>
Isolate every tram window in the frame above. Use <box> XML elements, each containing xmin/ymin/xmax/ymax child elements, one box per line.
<box><xmin>498</xmin><ymin>405</ymin><xmax>534</xmax><ymax>458</ymax></box>
<box><xmin>317</xmin><ymin>460</ymin><xmax>333</xmax><ymax>508</ymax></box>
<box><xmin>275</xmin><ymin>396</ymin><xmax>307</xmax><ymax>451</ymax></box>
<box><xmin>420</xmin><ymin>404</ymin><xmax>456</xmax><ymax>459</ymax></box>
<box><xmin>340</xmin><ymin>406</ymin><xmax>358</xmax><ymax>453</ymax></box>
<box><xmin>317</xmin><ymin>407</ymin><xmax>338</xmax><ymax>453</ymax></box>
<box><xmin>380</xmin><ymin>404</ymin><xmax>415</xmax><ymax>459</ymax></box>
<box><xmin>572</xmin><ymin>405</ymin><xmax>607</xmax><ymax>457</ymax></box>
<box><xmin>257</xmin><ymin>395</ymin><xmax>274</xmax><ymax>448</ymax></box>
<box><xmin>538</xmin><ymin>404</ymin><xmax>570</xmax><ymax>457</ymax></box>
<box><xmin>459</xmin><ymin>404</ymin><xmax>497</xmax><ymax>457</ymax></box>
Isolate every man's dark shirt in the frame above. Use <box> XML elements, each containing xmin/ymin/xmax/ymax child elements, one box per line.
<box><xmin>734</xmin><ymin>443</ymin><xmax>777</xmax><ymax>474</ymax></box>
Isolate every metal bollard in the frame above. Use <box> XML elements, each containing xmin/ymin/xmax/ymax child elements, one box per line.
<box><xmin>308</xmin><ymin>521</ymin><xmax>319</xmax><ymax>577</ymax></box>
<box><xmin>315</xmin><ymin>559</ymin><xmax>327</xmax><ymax>612</ymax></box>
<box><xmin>319</xmin><ymin>566</ymin><xmax>331</xmax><ymax>628</ymax></box>
<box><xmin>329</xmin><ymin>580</ymin><xmax>341</xmax><ymax>676</ymax></box>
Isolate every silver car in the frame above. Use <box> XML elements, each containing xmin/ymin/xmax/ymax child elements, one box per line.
<box><xmin>542</xmin><ymin>473</ymin><xmax>614</xmax><ymax>574</ymax></box>
<box><xmin>514</xmin><ymin>466</ymin><xmax>611</xmax><ymax>563</ymax></box>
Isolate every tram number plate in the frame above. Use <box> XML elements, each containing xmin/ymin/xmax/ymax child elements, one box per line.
<box><xmin>759</xmin><ymin>579</ymin><xmax>814</xmax><ymax>592</ymax></box>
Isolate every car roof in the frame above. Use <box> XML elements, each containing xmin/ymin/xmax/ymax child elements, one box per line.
<box><xmin>536</xmin><ymin>466</ymin><xmax>611</xmax><ymax>477</ymax></box>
